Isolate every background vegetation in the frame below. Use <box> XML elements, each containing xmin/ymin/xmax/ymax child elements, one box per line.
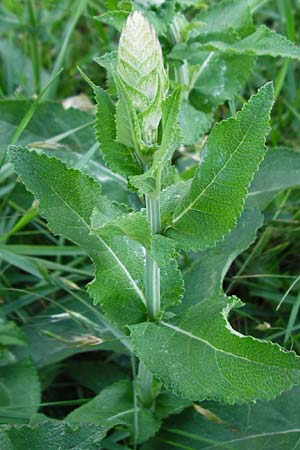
<box><xmin>1</xmin><ymin>0</ymin><xmax>300</xmax><ymax>448</ymax></box>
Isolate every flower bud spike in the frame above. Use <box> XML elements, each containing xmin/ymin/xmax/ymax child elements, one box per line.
<box><xmin>117</xmin><ymin>10</ymin><xmax>168</xmax><ymax>144</ymax></box>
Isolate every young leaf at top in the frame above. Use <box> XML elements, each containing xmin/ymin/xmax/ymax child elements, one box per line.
<box><xmin>161</xmin><ymin>82</ymin><xmax>274</xmax><ymax>251</ymax></box>
<box><xmin>94</xmin><ymin>86</ymin><xmax>142</xmax><ymax>177</ymax></box>
<box><xmin>129</xmin><ymin>88</ymin><xmax>182</xmax><ymax>195</ymax></box>
<box><xmin>130</xmin><ymin>292</ymin><xmax>300</xmax><ymax>404</ymax></box>
<box><xmin>8</xmin><ymin>146</ymin><xmax>146</xmax><ymax>328</ymax></box>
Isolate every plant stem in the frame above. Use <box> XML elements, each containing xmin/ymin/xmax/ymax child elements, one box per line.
<box><xmin>145</xmin><ymin>193</ymin><xmax>161</xmax><ymax>320</ymax></box>
<box><xmin>169</xmin><ymin>16</ymin><xmax>189</xmax><ymax>100</ymax></box>
<box><xmin>138</xmin><ymin>361</ymin><xmax>156</xmax><ymax>408</ymax></box>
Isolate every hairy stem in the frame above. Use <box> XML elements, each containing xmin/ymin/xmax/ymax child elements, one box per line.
<box><xmin>169</xmin><ymin>16</ymin><xmax>189</xmax><ymax>100</ymax></box>
<box><xmin>145</xmin><ymin>193</ymin><xmax>161</xmax><ymax>320</ymax></box>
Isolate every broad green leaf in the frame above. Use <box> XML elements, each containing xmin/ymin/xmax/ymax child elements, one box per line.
<box><xmin>229</xmin><ymin>25</ymin><xmax>300</xmax><ymax>58</ymax></box>
<box><xmin>195</xmin><ymin>0</ymin><xmax>254</xmax><ymax>38</ymax></box>
<box><xmin>67</xmin><ymin>380</ymin><xmax>189</xmax><ymax>444</ymax></box>
<box><xmin>91</xmin><ymin>209</ymin><xmax>151</xmax><ymax>249</ymax></box>
<box><xmin>9</xmin><ymin>147</ymin><xmax>146</xmax><ymax>328</ymax></box>
<box><xmin>162</xmin><ymin>83</ymin><xmax>274</xmax><ymax>251</ymax></box>
<box><xmin>179</xmin><ymin>207</ymin><xmax>263</xmax><ymax>313</ymax></box>
<box><xmin>247</xmin><ymin>147</ymin><xmax>300</xmax><ymax>209</ymax></box>
<box><xmin>91</xmin><ymin>210</ymin><xmax>183</xmax><ymax>310</ymax></box>
<box><xmin>130</xmin><ymin>89</ymin><xmax>182</xmax><ymax>195</ymax></box>
<box><xmin>0</xmin><ymin>359</ymin><xmax>40</xmax><ymax>423</ymax></box>
<box><xmin>130</xmin><ymin>292</ymin><xmax>300</xmax><ymax>404</ymax></box>
<box><xmin>190</xmin><ymin>53</ymin><xmax>256</xmax><ymax>111</ymax></box>
<box><xmin>176</xmin><ymin>26</ymin><xmax>300</xmax><ymax>62</ymax></box>
<box><xmin>142</xmin><ymin>386</ymin><xmax>300</xmax><ymax>450</ymax></box>
<box><xmin>94</xmin><ymin>87</ymin><xmax>142</xmax><ymax>177</ymax></box>
<box><xmin>0</xmin><ymin>420</ymin><xmax>105</xmax><ymax>450</ymax></box>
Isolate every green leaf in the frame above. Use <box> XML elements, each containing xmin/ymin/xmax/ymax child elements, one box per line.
<box><xmin>0</xmin><ymin>359</ymin><xmax>40</xmax><ymax>423</ymax></box>
<box><xmin>195</xmin><ymin>0</ymin><xmax>254</xmax><ymax>38</ymax></box>
<box><xmin>0</xmin><ymin>99</ymin><xmax>94</xmax><ymax>157</ymax></box>
<box><xmin>0</xmin><ymin>321</ymin><xmax>27</xmax><ymax>348</ymax></box>
<box><xmin>9</xmin><ymin>147</ymin><xmax>146</xmax><ymax>328</ymax></box>
<box><xmin>95</xmin><ymin>10</ymin><xmax>130</xmax><ymax>31</ymax></box>
<box><xmin>91</xmin><ymin>210</ymin><xmax>151</xmax><ymax>249</ymax></box>
<box><xmin>162</xmin><ymin>83</ymin><xmax>274</xmax><ymax>251</ymax></box>
<box><xmin>179</xmin><ymin>207</ymin><xmax>263</xmax><ymax>313</ymax></box>
<box><xmin>0</xmin><ymin>99</ymin><xmax>132</xmax><ymax>205</ymax></box>
<box><xmin>67</xmin><ymin>380</ymin><xmax>160</xmax><ymax>444</ymax></box>
<box><xmin>178</xmin><ymin>26</ymin><xmax>300</xmax><ymax>62</ymax></box>
<box><xmin>114</xmin><ymin>73</ymin><xmax>144</xmax><ymax>154</ymax></box>
<box><xmin>94</xmin><ymin>87</ymin><xmax>142</xmax><ymax>177</ymax></box>
<box><xmin>247</xmin><ymin>147</ymin><xmax>300</xmax><ymax>209</ymax></box>
<box><xmin>179</xmin><ymin>102</ymin><xmax>213</xmax><ymax>145</ymax></box>
<box><xmin>136</xmin><ymin>0</ymin><xmax>176</xmax><ymax>35</ymax></box>
<box><xmin>130</xmin><ymin>89</ymin><xmax>182</xmax><ymax>195</ymax></box>
<box><xmin>67</xmin><ymin>380</ymin><xmax>189</xmax><ymax>444</ymax></box>
<box><xmin>91</xmin><ymin>210</ymin><xmax>183</xmax><ymax>310</ymax></box>
<box><xmin>229</xmin><ymin>25</ymin><xmax>300</xmax><ymax>59</ymax></box>
<box><xmin>142</xmin><ymin>386</ymin><xmax>300</xmax><ymax>450</ymax></box>
<box><xmin>0</xmin><ymin>420</ymin><xmax>105</xmax><ymax>450</ymax></box>
<box><xmin>190</xmin><ymin>53</ymin><xmax>256</xmax><ymax>111</ymax></box>
<box><xmin>151</xmin><ymin>235</ymin><xmax>184</xmax><ymax>311</ymax></box>
<box><xmin>130</xmin><ymin>293</ymin><xmax>300</xmax><ymax>404</ymax></box>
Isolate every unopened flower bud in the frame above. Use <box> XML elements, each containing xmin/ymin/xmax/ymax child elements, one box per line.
<box><xmin>117</xmin><ymin>11</ymin><xmax>168</xmax><ymax>143</ymax></box>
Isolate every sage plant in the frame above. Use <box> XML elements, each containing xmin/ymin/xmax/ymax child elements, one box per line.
<box><xmin>8</xmin><ymin>7</ymin><xmax>300</xmax><ymax>447</ymax></box>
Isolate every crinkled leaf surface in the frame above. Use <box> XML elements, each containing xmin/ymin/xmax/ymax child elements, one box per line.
<box><xmin>91</xmin><ymin>209</ymin><xmax>151</xmax><ymax>249</ymax></box>
<box><xmin>91</xmin><ymin>210</ymin><xmax>184</xmax><ymax>310</ymax></box>
<box><xmin>0</xmin><ymin>359</ymin><xmax>40</xmax><ymax>423</ymax></box>
<box><xmin>142</xmin><ymin>386</ymin><xmax>300</xmax><ymax>450</ymax></box>
<box><xmin>9</xmin><ymin>147</ymin><xmax>146</xmax><ymax>328</ymax></box>
<box><xmin>0</xmin><ymin>419</ymin><xmax>105</xmax><ymax>450</ymax></box>
<box><xmin>130</xmin><ymin>292</ymin><xmax>300</xmax><ymax>404</ymax></box>
<box><xmin>162</xmin><ymin>83</ymin><xmax>274</xmax><ymax>251</ymax></box>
